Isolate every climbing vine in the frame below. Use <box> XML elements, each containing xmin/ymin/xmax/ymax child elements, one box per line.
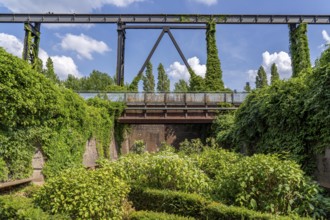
<box><xmin>289</xmin><ymin>23</ymin><xmax>311</xmax><ymax>77</ymax></box>
<box><xmin>205</xmin><ymin>20</ymin><xmax>224</xmax><ymax>91</ymax></box>
<box><xmin>0</xmin><ymin>48</ymin><xmax>122</xmax><ymax>180</ymax></box>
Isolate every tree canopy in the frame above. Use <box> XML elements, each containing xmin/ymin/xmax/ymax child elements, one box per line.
<box><xmin>270</xmin><ymin>63</ymin><xmax>280</xmax><ymax>85</ymax></box>
<box><xmin>255</xmin><ymin>66</ymin><xmax>268</xmax><ymax>89</ymax></box>
<box><xmin>174</xmin><ymin>79</ymin><xmax>189</xmax><ymax>92</ymax></box>
<box><xmin>157</xmin><ymin>63</ymin><xmax>170</xmax><ymax>92</ymax></box>
<box><xmin>143</xmin><ymin>62</ymin><xmax>155</xmax><ymax>92</ymax></box>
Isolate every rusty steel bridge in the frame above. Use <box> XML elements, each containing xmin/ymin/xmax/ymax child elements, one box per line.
<box><xmin>79</xmin><ymin>92</ymin><xmax>247</xmax><ymax>124</ymax></box>
<box><xmin>1</xmin><ymin>13</ymin><xmax>330</xmax><ymax>86</ymax></box>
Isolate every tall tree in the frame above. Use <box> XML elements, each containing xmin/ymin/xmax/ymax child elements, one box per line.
<box><xmin>64</xmin><ymin>74</ymin><xmax>81</xmax><ymax>90</ymax></box>
<box><xmin>157</xmin><ymin>63</ymin><xmax>170</xmax><ymax>92</ymax></box>
<box><xmin>44</xmin><ymin>57</ymin><xmax>59</xmax><ymax>83</ymax></box>
<box><xmin>244</xmin><ymin>82</ymin><xmax>251</xmax><ymax>92</ymax></box>
<box><xmin>142</xmin><ymin>62</ymin><xmax>155</xmax><ymax>92</ymax></box>
<box><xmin>255</xmin><ymin>66</ymin><xmax>268</xmax><ymax>89</ymax></box>
<box><xmin>88</xmin><ymin>70</ymin><xmax>114</xmax><ymax>91</ymax></box>
<box><xmin>289</xmin><ymin>23</ymin><xmax>311</xmax><ymax>77</ymax></box>
<box><xmin>174</xmin><ymin>79</ymin><xmax>189</xmax><ymax>92</ymax></box>
<box><xmin>205</xmin><ymin>21</ymin><xmax>224</xmax><ymax>91</ymax></box>
<box><xmin>270</xmin><ymin>63</ymin><xmax>280</xmax><ymax>84</ymax></box>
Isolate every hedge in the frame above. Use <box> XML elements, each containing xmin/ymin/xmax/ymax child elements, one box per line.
<box><xmin>0</xmin><ymin>195</ymin><xmax>68</xmax><ymax>220</ymax></box>
<box><xmin>129</xmin><ymin>188</ymin><xmax>309</xmax><ymax>220</ymax></box>
<box><xmin>129</xmin><ymin>211</ymin><xmax>195</xmax><ymax>220</ymax></box>
<box><xmin>203</xmin><ymin>202</ymin><xmax>303</xmax><ymax>220</ymax></box>
<box><xmin>129</xmin><ymin>188</ymin><xmax>209</xmax><ymax>218</ymax></box>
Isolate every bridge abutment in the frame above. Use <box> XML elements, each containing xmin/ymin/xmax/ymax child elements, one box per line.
<box><xmin>120</xmin><ymin>124</ymin><xmax>211</xmax><ymax>152</ymax></box>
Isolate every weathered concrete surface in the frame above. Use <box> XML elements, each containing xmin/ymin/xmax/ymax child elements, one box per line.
<box><xmin>316</xmin><ymin>148</ymin><xmax>330</xmax><ymax>189</ymax></box>
<box><xmin>109</xmin><ymin>132</ymin><xmax>119</xmax><ymax>160</ymax></box>
<box><xmin>83</xmin><ymin>139</ymin><xmax>99</xmax><ymax>168</ymax></box>
<box><xmin>31</xmin><ymin>149</ymin><xmax>45</xmax><ymax>183</ymax></box>
<box><xmin>121</xmin><ymin>124</ymin><xmax>211</xmax><ymax>153</ymax></box>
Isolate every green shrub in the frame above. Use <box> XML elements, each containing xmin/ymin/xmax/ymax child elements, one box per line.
<box><xmin>109</xmin><ymin>152</ymin><xmax>210</xmax><ymax>193</ymax></box>
<box><xmin>213</xmin><ymin>154</ymin><xmax>328</xmax><ymax>218</ymax></box>
<box><xmin>129</xmin><ymin>188</ymin><xmax>296</xmax><ymax>220</ymax></box>
<box><xmin>178</xmin><ymin>138</ymin><xmax>204</xmax><ymax>155</ymax></box>
<box><xmin>0</xmin><ymin>195</ymin><xmax>68</xmax><ymax>220</ymax></box>
<box><xmin>192</xmin><ymin>148</ymin><xmax>241</xmax><ymax>179</ymax></box>
<box><xmin>129</xmin><ymin>188</ymin><xmax>209</xmax><ymax>218</ymax></box>
<box><xmin>34</xmin><ymin>167</ymin><xmax>129</xmax><ymax>219</ymax></box>
<box><xmin>132</xmin><ymin>140</ymin><xmax>146</xmax><ymax>154</ymax></box>
<box><xmin>0</xmin><ymin>157</ymin><xmax>8</xmax><ymax>182</ymax></box>
<box><xmin>129</xmin><ymin>211</ymin><xmax>195</xmax><ymax>220</ymax></box>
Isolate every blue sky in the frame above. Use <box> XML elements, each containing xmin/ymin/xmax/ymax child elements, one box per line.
<box><xmin>0</xmin><ymin>0</ymin><xmax>330</xmax><ymax>91</ymax></box>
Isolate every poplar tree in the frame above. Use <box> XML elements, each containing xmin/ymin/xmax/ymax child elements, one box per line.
<box><xmin>270</xmin><ymin>63</ymin><xmax>280</xmax><ymax>84</ymax></box>
<box><xmin>142</xmin><ymin>62</ymin><xmax>155</xmax><ymax>92</ymax></box>
<box><xmin>255</xmin><ymin>66</ymin><xmax>268</xmax><ymax>89</ymax></box>
<box><xmin>174</xmin><ymin>79</ymin><xmax>189</xmax><ymax>92</ymax></box>
<box><xmin>289</xmin><ymin>23</ymin><xmax>311</xmax><ymax>77</ymax></box>
<box><xmin>244</xmin><ymin>82</ymin><xmax>251</xmax><ymax>92</ymax></box>
<box><xmin>205</xmin><ymin>21</ymin><xmax>224</xmax><ymax>91</ymax></box>
<box><xmin>44</xmin><ymin>57</ymin><xmax>59</xmax><ymax>83</ymax></box>
<box><xmin>157</xmin><ymin>63</ymin><xmax>170</xmax><ymax>92</ymax></box>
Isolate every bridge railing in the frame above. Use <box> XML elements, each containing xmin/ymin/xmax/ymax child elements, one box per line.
<box><xmin>78</xmin><ymin>92</ymin><xmax>248</xmax><ymax>105</ymax></box>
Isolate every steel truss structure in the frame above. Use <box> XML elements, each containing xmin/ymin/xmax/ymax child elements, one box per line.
<box><xmin>1</xmin><ymin>13</ymin><xmax>329</xmax><ymax>85</ymax></box>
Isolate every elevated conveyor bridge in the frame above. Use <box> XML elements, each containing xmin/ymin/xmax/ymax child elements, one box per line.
<box><xmin>79</xmin><ymin>92</ymin><xmax>248</xmax><ymax>123</ymax></box>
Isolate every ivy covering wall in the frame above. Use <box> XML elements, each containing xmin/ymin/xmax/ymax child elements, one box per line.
<box><xmin>205</xmin><ymin>21</ymin><xmax>224</xmax><ymax>91</ymax></box>
<box><xmin>0</xmin><ymin>48</ymin><xmax>123</xmax><ymax>180</ymax></box>
<box><xmin>289</xmin><ymin>23</ymin><xmax>311</xmax><ymax>77</ymax></box>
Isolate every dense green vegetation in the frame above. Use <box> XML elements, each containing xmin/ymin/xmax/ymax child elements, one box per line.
<box><xmin>157</xmin><ymin>63</ymin><xmax>170</xmax><ymax>92</ymax></box>
<box><xmin>205</xmin><ymin>21</ymin><xmax>225</xmax><ymax>91</ymax></box>
<box><xmin>255</xmin><ymin>66</ymin><xmax>268</xmax><ymax>88</ymax></box>
<box><xmin>64</xmin><ymin>70</ymin><xmax>116</xmax><ymax>91</ymax></box>
<box><xmin>216</xmin><ymin>46</ymin><xmax>330</xmax><ymax>175</ymax></box>
<box><xmin>0</xmin><ymin>48</ymin><xmax>123</xmax><ymax>179</ymax></box>
<box><xmin>289</xmin><ymin>23</ymin><xmax>311</xmax><ymax>77</ymax></box>
<box><xmin>142</xmin><ymin>62</ymin><xmax>155</xmax><ymax>92</ymax></box>
<box><xmin>34</xmin><ymin>167</ymin><xmax>129</xmax><ymax>219</ymax></box>
<box><xmin>174</xmin><ymin>79</ymin><xmax>189</xmax><ymax>92</ymax></box>
<box><xmin>270</xmin><ymin>63</ymin><xmax>280</xmax><ymax>85</ymax></box>
<box><xmin>1</xmin><ymin>19</ymin><xmax>330</xmax><ymax>220</ymax></box>
<box><xmin>7</xmin><ymin>148</ymin><xmax>325</xmax><ymax>219</ymax></box>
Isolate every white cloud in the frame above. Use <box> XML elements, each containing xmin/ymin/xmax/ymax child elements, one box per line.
<box><xmin>246</xmin><ymin>51</ymin><xmax>292</xmax><ymax>86</ymax></box>
<box><xmin>190</xmin><ymin>0</ymin><xmax>217</xmax><ymax>6</ymax></box>
<box><xmin>0</xmin><ymin>32</ymin><xmax>81</xmax><ymax>80</ymax></box>
<box><xmin>51</xmin><ymin>56</ymin><xmax>81</xmax><ymax>80</ymax></box>
<box><xmin>247</xmin><ymin>69</ymin><xmax>258</xmax><ymax>82</ymax></box>
<box><xmin>0</xmin><ymin>0</ymin><xmax>144</xmax><ymax>13</ymax></box>
<box><xmin>322</xmin><ymin>30</ymin><xmax>330</xmax><ymax>44</ymax></box>
<box><xmin>262</xmin><ymin>51</ymin><xmax>292</xmax><ymax>79</ymax></box>
<box><xmin>167</xmin><ymin>56</ymin><xmax>206</xmax><ymax>81</ymax></box>
<box><xmin>60</xmin><ymin>33</ymin><xmax>110</xmax><ymax>60</ymax></box>
<box><xmin>0</xmin><ymin>33</ymin><xmax>23</xmax><ymax>57</ymax></box>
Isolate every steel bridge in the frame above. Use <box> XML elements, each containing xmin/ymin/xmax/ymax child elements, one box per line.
<box><xmin>1</xmin><ymin>13</ymin><xmax>330</xmax><ymax>85</ymax></box>
<box><xmin>79</xmin><ymin>92</ymin><xmax>247</xmax><ymax>124</ymax></box>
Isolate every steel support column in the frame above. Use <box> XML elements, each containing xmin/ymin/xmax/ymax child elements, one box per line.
<box><xmin>116</xmin><ymin>22</ymin><xmax>126</xmax><ymax>86</ymax></box>
<box><xmin>137</xmin><ymin>29</ymin><xmax>166</xmax><ymax>77</ymax></box>
<box><xmin>137</xmin><ymin>27</ymin><xmax>192</xmax><ymax>78</ymax></box>
<box><xmin>23</xmin><ymin>22</ymin><xmax>41</xmax><ymax>68</ymax></box>
<box><xmin>166</xmin><ymin>29</ymin><xmax>192</xmax><ymax>71</ymax></box>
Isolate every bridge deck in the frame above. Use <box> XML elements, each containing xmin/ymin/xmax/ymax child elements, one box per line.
<box><xmin>1</xmin><ymin>14</ymin><xmax>330</xmax><ymax>24</ymax></box>
<box><xmin>79</xmin><ymin>92</ymin><xmax>245</xmax><ymax>124</ymax></box>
